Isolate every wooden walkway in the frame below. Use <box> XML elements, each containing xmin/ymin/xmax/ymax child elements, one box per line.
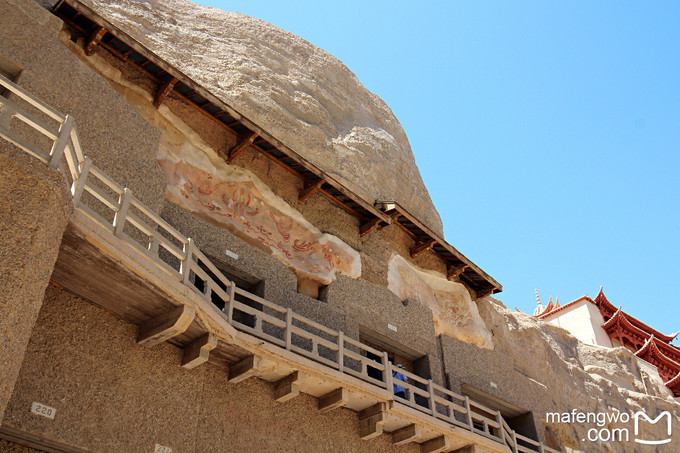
<box><xmin>0</xmin><ymin>74</ymin><xmax>559</xmax><ymax>453</ymax></box>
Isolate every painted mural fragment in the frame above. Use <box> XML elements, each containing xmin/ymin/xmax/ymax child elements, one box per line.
<box><xmin>79</xmin><ymin>50</ymin><xmax>360</xmax><ymax>284</ymax></box>
<box><xmin>387</xmin><ymin>254</ymin><xmax>494</xmax><ymax>349</ymax></box>
<box><xmin>159</xmin><ymin>158</ymin><xmax>360</xmax><ymax>283</ymax></box>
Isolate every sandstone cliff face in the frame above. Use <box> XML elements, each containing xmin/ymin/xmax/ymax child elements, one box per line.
<box><xmin>479</xmin><ymin>298</ymin><xmax>680</xmax><ymax>452</ymax></box>
<box><xmin>78</xmin><ymin>0</ymin><xmax>444</xmax><ymax>237</ymax></box>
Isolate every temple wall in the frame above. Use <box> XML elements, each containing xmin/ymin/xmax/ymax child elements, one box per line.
<box><xmin>0</xmin><ymin>143</ymin><xmax>72</xmax><ymax>425</ymax></box>
<box><xmin>0</xmin><ymin>0</ymin><xmax>164</xmax><ymax>214</ymax></box>
<box><xmin>2</xmin><ymin>286</ymin><xmax>420</xmax><ymax>453</ymax></box>
<box><xmin>544</xmin><ymin>301</ymin><xmax>612</xmax><ymax>348</ymax></box>
<box><xmin>53</xmin><ymin>26</ymin><xmax>463</xmax><ymax>383</ymax></box>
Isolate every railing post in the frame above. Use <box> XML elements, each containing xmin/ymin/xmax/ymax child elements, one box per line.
<box><xmin>181</xmin><ymin>238</ymin><xmax>194</xmax><ymax>284</ymax></box>
<box><xmin>538</xmin><ymin>443</ymin><xmax>545</xmax><ymax>453</ymax></box>
<box><xmin>337</xmin><ymin>331</ymin><xmax>344</xmax><ymax>373</ymax></box>
<box><xmin>285</xmin><ymin>308</ymin><xmax>293</xmax><ymax>350</ymax></box>
<box><xmin>511</xmin><ymin>430</ymin><xmax>519</xmax><ymax>453</ymax></box>
<box><xmin>464</xmin><ymin>396</ymin><xmax>473</xmax><ymax>429</ymax></box>
<box><xmin>227</xmin><ymin>281</ymin><xmax>235</xmax><ymax>322</ymax></box>
<box><xmin>496</xmin><ymin>410</ymin><xmax>506</xmax><ymax>444</ymax></box>
<box><xmin>113</xmin><ymin>188</ymin><xmax>132</xmax><ymax>237</ymax></box>
<box><xmin>49</xmin><ymin>114</ymin><xmax>74</xmax><ymax>169</ymax></box>
<box><xmin>71</xmin><ymin>157</ymin><xmax>92</xmax><ymax>207</ymax></box>
<box><xmin>427</xmin><ymin>379</ymin><xmax>435</xmax><ymax>415</ymax></box>
<box><xmin>383</xmin><ymin>351</ymin><xmax>393</xmax><ymax>393</ymax></box>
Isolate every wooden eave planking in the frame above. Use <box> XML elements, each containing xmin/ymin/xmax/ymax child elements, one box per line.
<box><xmin>55</xmin><ymin>0</ymin><xmax>390</xmax><ymax>225</ymax></box>
<box><xmin>378</xmin><ymin>202</ymin><xmax>501</xmax><ymax>294</ymax></box>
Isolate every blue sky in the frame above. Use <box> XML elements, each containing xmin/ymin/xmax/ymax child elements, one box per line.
<box><xmin>198</xmin><ymin>1</ymin><xmax>679</xmax><ymax>339</ymax></box>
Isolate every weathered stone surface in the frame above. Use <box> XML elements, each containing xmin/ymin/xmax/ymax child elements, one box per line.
<box><xmin>78</xmin><ymin>0</ymin><xmax>444</xmax><ymax>237</ymax></box>
<box><xmin>75</xmin><ymin>48</ymin><xmax>361</xmax><ymax>284</ymax></box>
<box><xmin>387</xmin><ymin>254</ymin><xmax>493</xmax><ymax>349</ymax></box>
<box><xmin>0</xmin><ymin>143</ymin><xmax>72</xmax><ymax>424</ymax></box>
<box><xmin>455</xmin><ymin>297</ymin><xmax>680</xmax><ymax>452</ymax></box>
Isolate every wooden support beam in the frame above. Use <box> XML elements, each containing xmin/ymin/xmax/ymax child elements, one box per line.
<box><xmin>228</xmin><ymin>355</ymin><xmax>262</xmax><ymax>384</ymax></box>
<box><xmin>181</xmin><ymin>333</ymin><xmax>217</xmax><ymax>369</ymax></box>
<box><xmin>420</xmin><ymin>436</ymin><xmax>450</xmax><ymax>453</ymax></box>
<box><xmin>359</xmin><ymin>403</ymin><xmax>386</xmax><ymax>440</ymax></box>
<box><xmin>225</xmin><ymin>131</ymin><xmax>258</xmax><ymax>163</ymax></box>
<box><xmin>447</xmin><ymin>264</ymin><xmax>468</xmax><ymax>280</ymax></box>
<box><xmin>392</xmin><ymin>424</ymin><xmax>422</xmax><ymax>446</ymax></box>
<box><xmin>137</xmin><ymin>305</ymin><xmax>195</xmax><ymax>347</ymax></box>
<box><xmin>451</xmin><ymin>445</ymin><xmax>480</xmax><ymax>453</ymax></box>
<box><xmin>477</xmin><ymin>286</ymin><xmax>495</xmax><ymax>299</ymax></box>
<box><xmin>318</xmin><ymin>388</ymin><xmax>349</xmax><ymax>412</ymax></box>
<box><xmin>153</xmin><ymin>77</ymin><xmax>178</xmax><ymax>107</ymax></box>
<box><xmin>410</xmin><ymin>239</ymin><xmax>436</xmax><ymax>258</ymax></box>
<box><xmin>298</xmin><ymin>179</ymin><xmax>325</xmax><ymax>203</ymax></box>
<box><xmin>273</xmin><ymin>371</ymin><xmax>300</xmax><ymax>402</ymax></box>
<box><xmin>84</xmin><ymin>26</ymin><xmax>106</xmax><ymax>56</ymax></box>
<box><xmin>360</xmin><ymin>217</ymin><xmax>383</xmax><ymax>237</ymax></box>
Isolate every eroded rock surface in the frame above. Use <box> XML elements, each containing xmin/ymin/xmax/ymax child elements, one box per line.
<box><xmin>387</xmin><ymin>254</ymin><xmax>493</xmax><ymax>349</ymax></box>
<box><xmin>73</xmin><ymin>45</ymin><xmax>360</xmax><ymax>285</ymax></box>
<box><xmin>479</xmin><ymin>298</ymin><xmax>680</xmax><ymax>452</ymax></box>
<box><xmin>79</xmin><ymin>0</ymin><xmax>444</xmax><ymax>237</ymax></box>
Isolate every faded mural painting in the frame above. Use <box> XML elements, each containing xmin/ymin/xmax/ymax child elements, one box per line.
<box><xmin>78</xmin><ymin>49</ymin><xmax>361</xmax><ymax>285</ymax></box>
<box><xmin>387</xmin><ymin>254</ymin><xmax>494</xmax><ymax>349</ymax></box>
<box><xmin>159</xmin><ymin>158</ymin><xmax>361</xmax><ymax>284</ymax></box>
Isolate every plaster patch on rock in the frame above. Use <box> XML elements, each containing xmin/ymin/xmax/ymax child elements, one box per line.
<box><xmin>387</xmin><ymin>254</ymin><xmax>493</xmax><ymax>349</ymax></box>
<box><xmin>71</xmin><ymin>44</ymin><xmax>360</xmax><ymax>284</ymax></box>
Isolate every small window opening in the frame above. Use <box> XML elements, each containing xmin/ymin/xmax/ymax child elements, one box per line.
<box><xmin>360</xmin><ymin>328</ymin><xmax>432</xmax><ymax>409</ymax></box>
<box><xmin>192</xmin><ymin>257</ymin><xmax>264</xmax><ymax>328</ymax></box>
<box><xmin>0</xmin><ymin>55</ymin><xmax>22</xmax><ymax>100</ymax></box>
<box><xmin>461</xmin><ymin>383</ymin><xmax>539</xmax><ymax>446</ymax></box>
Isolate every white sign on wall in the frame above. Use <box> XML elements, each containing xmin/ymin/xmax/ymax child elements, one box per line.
<box><xmin>31</xmin><ymin>402</ymin><xmax>56</xmax><ymax>420</ymax></box>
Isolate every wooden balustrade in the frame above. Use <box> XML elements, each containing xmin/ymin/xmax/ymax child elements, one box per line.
<box><xmin>0</xmin><ymin>74</ymin><xmax>563</xmax><ymax>453</ymax></box>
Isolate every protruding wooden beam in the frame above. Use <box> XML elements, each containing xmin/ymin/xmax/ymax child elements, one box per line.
<box><xmin>359</xmin><ymin>403</ymin><xmax>386</xmax><ymax>440</ymax></box>
<box><xmin>420</xmin><ymin>435</ymin><xmax>450</xmax><ymax>453</ymax></box>
<box><xmin>392</xmin><ymin>424</ymin><xmax>422</xmax><ymax>446</ymax></box>
<box><xmin>298</xmin><ymin>179</ymin><xmax>325</xmax><ymax>203</ymax></box>
<box><xmin>181</xmin><ymin>333</ymin><xmax>217</xmax><ymax>369</ymax></box>
<box><xmin>477</xmin><ymin>286</ymin><xmax>495</xmax><ymax>299</ymax></box>
<box><xmin>153</xmin><ymin>77</ymin><xmax>178</xmax><ymax>108</ymax></box>
<box><xmin>273</xmin><ymin>371</ymin><xmax>300</xmax><ymax>402</ymax></box>
<box><xmin>451</xmin><ymin>445</ymin><xmax>480</xmax><ymax>453</ymax></box>
<box><xmin>378</xmin><ymin>211</ymin><xmax>401</xmax><ymax>230</ymax></box>
<box><xmin>447</xmin><ymin>264</ymin><xmax>468</xmax><ymax>280</ymax></box>
<box><xmin>225</xmin><ymin>131</ymin><xmax>258</xmax><ymax>163</ymax></box>
<box><xmin>228</xmin><ymin>355</ymin><xmax>262</xmax><ymax>384</ymax></box>
<box><xmin>84</xmin><ymin>26</ymin><xmax>106</xmax><ymax>56</ymax></box>
<box><xmin>410</xmin><ymin>239</ymin><xmax>436</xmax><ymax>258</ymax></box>
<box><xmin>360</xmin><ymin>217</ymin><xmax>383</xmax><ymax>237</ymax></box>
<box><xmin>137</xmin><ymin>305</ymin><xmax>195</xmax><ymax>347</ymax></box>
<box><xmin>318</xmin><ymin>388</ymin><xmax>349</xmax><ymax>412</ymax></box>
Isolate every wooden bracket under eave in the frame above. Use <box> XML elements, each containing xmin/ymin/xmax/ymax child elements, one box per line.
<box><xmin>298</xmin><ymin>179</ymin><xmax>325</xmax><ymax>203</ymax></box>
<box><xmin>137</xmin><ymin>304</ymin><xmax>196</xmax><ymax>347</ymax></box>
<box><xmin>476</xmin><ymin>286</ymin><xmax>495</xmax><ymax>299</ymax></box>
<box><xmin>358</xmin><ymin>402</ymin><xmax>387</xmax><ymax>440</ymax></box>
<box><xmin>153</xmin><ymin>77</ymin><xmax>178</xmax><ymax>108</ymax></box>
<box><xmin>225</xmin><ymin>131</ymin><xmax>258</xmax><ymax>163</ymax></box>
<box><xmin>273</xmin><ymin>371</ymin><xmax>300</xmax><ymax>402</ymax></box>
<box><xmin>359</xmin><ymin>217</ymin><xmax>383</xmax><ymax>237</ymax></box>
<box><xmin>84</xmin><ymin>26</ymin><xmax>106</xmax><ymax>56</ymax></box>
<box><xmin>410</xmin><ymin>238</ymin><xmax>436</xmax><ymax>258</ymax></box>
<box><xmin>181</xmin><ymin>333</ymin><xmax>217</xmax><ymax>369</ymax></box>
<box><xmin>447</xmin><ymin>264</ymin><xmax>468</xmax><ymax>280</ymax></box>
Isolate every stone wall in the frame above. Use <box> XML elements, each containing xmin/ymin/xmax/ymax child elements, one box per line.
<box><xmin>3</xmin><ymin>286</ymin><xmax>420</xmax><ymax>453</ymax></box>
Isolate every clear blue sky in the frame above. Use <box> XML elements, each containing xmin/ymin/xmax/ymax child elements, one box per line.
<box><xmin>198</xmin><ymin>1</ymin><xmax>679</xmax><ymax>339</ymax></box>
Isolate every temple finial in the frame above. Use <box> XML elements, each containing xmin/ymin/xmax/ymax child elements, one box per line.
<box><xmin>532</xmin><ymin>289</ymin><xmax>545</xmax><ymax>316</ymax></box>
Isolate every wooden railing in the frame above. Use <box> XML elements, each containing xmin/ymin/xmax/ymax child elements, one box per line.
<box><xmin>0</xmin><ymin>74</ymin><xmax>561</xmax><ymax>453</ymax></box>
